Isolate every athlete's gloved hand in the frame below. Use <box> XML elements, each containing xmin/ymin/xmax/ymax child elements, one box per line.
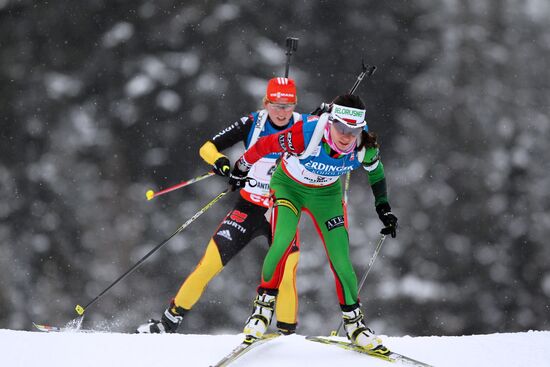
<box><xmin>310</xmin><ymin>102</ymin><xmax>331</xmax><ymax>116</ymax></box>
<box><xmin>212</xmin><ymin>156</ymin><xmax>231</xmax><ymax>177</ymax></box>
<box><xmin>228</xmin><ymin>156</ymin><xmax>252</xmax><ymax>191</ymax></box>
<box><xmin>376</xmin><ymin>202</ymin><xmax>398</xmax><ymax>238</ymax></box>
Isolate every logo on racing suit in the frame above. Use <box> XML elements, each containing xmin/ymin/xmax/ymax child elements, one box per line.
<box><xmin>222</xmin><ymin>220</ymin><xmax>247</xmax><ymax>233</ymax></box>
<box><xmin>212</xmin><ymin>121</ymin><xmax>239</xmax><ymax>141</ymax></box>
<box><xmin>229</xmin><ymin>210</ymin><xmax>248</xmax><ymax>223</ymax></box>
<box><xmin>325</xmin><ymin>215</ymin><xmax>345</xmax><ymax>231</ymax></box>
<box><xmin>286</xmin><ymin>132</ymin><xmax>296</xmax><ymax>153</ymax></box>
<box><xmin>304</xmin><ymin>161</ymin><xmax>352</xmax><ymax>176</ymax></box>
<box><xmin>278</xmin><ymin>134</ymin><xmax>287</xmax><ymax>151</ymax></box>
<box><xmin>216</xmin><ymin>229</ymin><xmax>233</xmax><ymax>241</ymax></box>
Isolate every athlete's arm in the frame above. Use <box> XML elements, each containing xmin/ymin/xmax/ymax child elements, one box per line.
<box><xmin>362</xmin><ymin>147</ymin><xmax>388</xmax><ymax>206</ymax></box>
<box><xmin>199</xmin><ymin>115</ymin><xmax>254</xmax><ymax>165</ymax></box>
<box><xmin>242</xmin><ymin>120</ymin><xmax>307</xmax><ymax>164</ymax></box>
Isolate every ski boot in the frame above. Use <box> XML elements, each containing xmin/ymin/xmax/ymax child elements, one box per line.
<box><xmin>136</xmin><ymin>302</ymin><xmax>185</xmax><ymax>334</ymax></box>
<box><xmin>276</xmin><ymin>321</ymin><xmax>297</xmax><ymax>335</ymax></box>
<box><xmin>342</xmin><ymin>304</ymin><xmax>388</xmax><ymax>355</ymax></box>
<box><xmin>243</xmin><ymin>292</ymin><xmax>276</xmax><ymax>343</ymax></box>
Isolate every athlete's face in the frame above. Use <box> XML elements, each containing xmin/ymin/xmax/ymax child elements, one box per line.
<box><xmin>330</xmin><ymin>123</ymin><xmax>360</xmax><ymax>151</ymax></box>
<box><xmin>265</xmin><ymin>101</ymin><xmax>296</xmax><ymax>127</ymax></box>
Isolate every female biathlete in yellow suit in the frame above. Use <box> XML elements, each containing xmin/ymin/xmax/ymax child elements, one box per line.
<box><xmin>137</xmin><ymin>78</ymin><xmax>304</xmax><ymax>335</ymax></box>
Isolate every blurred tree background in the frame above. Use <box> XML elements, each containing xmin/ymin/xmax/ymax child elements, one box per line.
<box><xmin>1</xmin><ymin>0</ymin><xmax>549</xmax><ymax>336</ymax></box>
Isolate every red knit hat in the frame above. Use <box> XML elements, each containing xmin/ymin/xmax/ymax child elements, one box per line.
<box><xmin>266</xmin><ymin>77</ymin><xmax>297</xmax><ymax>104</ymax></box>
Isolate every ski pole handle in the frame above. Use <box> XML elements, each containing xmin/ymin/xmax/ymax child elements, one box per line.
<box><xmin>311</xmin><ymin>61</ymin><xmax>376</xmax><ymax>115</ymax></box>
<box><xmin>146</xmin><ymin>171</ymin><xmax>215</xmax><ymax>200</ymax></box>
<box><xmin>349</xmin><ymin>60</ymin><xmax>376</xmax><ymax>95</ymax></box>
<box><xmin>284</xmin><ymin>37</ymin><xmax>299</xmax><ymax>78</ymax></box>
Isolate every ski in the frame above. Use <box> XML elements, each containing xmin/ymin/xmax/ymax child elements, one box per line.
<box><xmin>33</xmin><ymin>322</ymin><xmax>94</xmax><ymax>333</ymax></box>
<box><xmin>210</xmin><ymin>334</ymin><xmax>280</xmax><ymax>367</ymax></box>
<box><xmin>306</xmin><ymin>336</ymin><xmax>434</xmax><ymax>367</ymax></box>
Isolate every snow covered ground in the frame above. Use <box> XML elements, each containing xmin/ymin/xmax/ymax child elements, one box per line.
<box><xmin>2</xmin><ymin>328</ymin><xmax>549</xmax><ymax>366</ymax></box>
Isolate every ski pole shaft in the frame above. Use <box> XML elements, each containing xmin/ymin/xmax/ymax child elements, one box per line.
<box><xmin>357</xmin><ymin>234</ymin><xmax>386</xmax><ymax>293</ymax></box>
<box><xmin>331</xmin><ymin>234</ymin><xmax>387</xmax><ymax>336</ymax></box>
<box><xmin>343</xmin><ymin>172</ymin><xmax>351</xmax><ymax>204</ymax></box>
<box><xmin>146</xmin><ymin>171</ymin><xmax>215</xmax><ymax>201</ymax></box>
<box><xmin>338</xmin><ymin>62</ymin><xmax>376</xmax><ymax>209</ymax></box>
<box><xmin>74</xmin><ymin>189</ymin><xmax>229</xmax><ymax>316</ymax></box>
<box><xmin>342</xmin><ymin>172</ymin><xmax>351</xmax><ymax>229</ymax></box>
<box><xmin>334</xmin><ymin>61</ymin><xmax>379</xmax><ymax>334</ymax></box>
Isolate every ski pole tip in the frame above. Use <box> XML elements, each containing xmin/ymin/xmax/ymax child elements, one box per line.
<box><xmin>75</xmin><ymin>304</ymin><xmax>85</xmax><ymax>315</ymax></box>
<box><xmin>146</xmin><ymin>190</ymin><xmax>155</xmax><ymax>201</ymax></box>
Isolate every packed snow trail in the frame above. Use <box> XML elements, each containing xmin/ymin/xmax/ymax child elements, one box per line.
<box><xmin>1</xmin><ymin>329</ymin><xmax>549</xmax><ymax>366</ymax></box>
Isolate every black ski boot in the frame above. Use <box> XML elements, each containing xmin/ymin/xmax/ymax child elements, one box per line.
<box><xmin>136</xmin><ymin>302</ymin><xmax>186</xmax><ymax>334</ymax></box>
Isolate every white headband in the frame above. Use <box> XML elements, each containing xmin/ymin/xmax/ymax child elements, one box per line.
<box><xmin>331</xmin><ymin>104</ymin><xmax>366</xmax><ymax>127</ymax></box>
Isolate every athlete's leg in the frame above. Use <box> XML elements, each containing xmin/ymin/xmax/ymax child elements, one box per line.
<box><xmin>303</xmin><ymin>182</ymin><xmax>359</xmax><ymax>306</ymax></box>
<box><xmin>244</xmin><ymin>169</ymin><xmax>303</xmax><ymax>340</ymax></box>
<box><xmin>173</xmin><ymin>198</ymin><xmax>266</xmax><ymax>310</ymax></box>
<box><xmin>259</xmin><ymin>199</ymin><xmax>300</xmax><ymax>333</ymax></box>
<box><xmin>259</xmin><ymin>190</ymin><xmax>301</xmax><ymax>289</ymax></box>
<box><xmin>302</xmin><ymin>183</ymin><xmax>383</xmax><ymax>350</ymax></box>
<box><xmin>138</xmin><ymin>198</ymin><xmax>269</xmax><ymax>333</ymax></box>
<box><xmin>173</xmin><ymin>238</ymin><xmax>223</xmax><ymax>309</ymax></box>
<box><xmin>275</xmin><ymin>236</ymin><xmax>300</xmax><ymax>333</ymax></box>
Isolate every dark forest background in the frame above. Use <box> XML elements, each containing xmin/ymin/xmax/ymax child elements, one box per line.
<box><xmin>1</xmin><ymin>0</ymin><xmax>549</xmax><ymax>336</ymax></box>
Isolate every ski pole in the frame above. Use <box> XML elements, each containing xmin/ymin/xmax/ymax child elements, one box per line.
<box><xmin>340</xmin><ymin>62</ymin><xmax>376</xmax><ymax>224</ymax></box>
<box><xmin>349</xmin><ymin>59</ymin><xmax>376</xmax><ymax>95</ymax></box>
<box><xmin>343</xmin><ymin>60</ymin><xmax>377</xmax><ymax>205</ymax></box>
<box><xmin>331</xmin><ymin>234</ymin><xmax>387</xmax><ymax>336</ymax></box>
<box><xmin>284</xmin><ymin>37</ymin><xmax>299</xmax><ymax>78</ymax></box>
<box><xmin>310</xmin><ymin>60</ymin><xmax>376</xmax><ymax>116</ymax></box>
<box><xmin>342</xmin><ymin>172</ymin><xmax>351</xmax><ymax>229</ymax></box>
<box><xmin>145</xmin><ymin>171</ymin><xmax>215</xmax><ymax>200</ymax></box>
<box><xmin>74</xmin><ymin>189</ymin><xmax>229</xmax><ymax>316</ymax></box>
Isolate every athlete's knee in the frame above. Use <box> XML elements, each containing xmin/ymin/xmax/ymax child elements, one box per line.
<box><xmin>194</xmin><ymin>239</ymin><xmax>224</xmax><ymax>276</ymax></box>
<box><xmin>280</xmin><ymin>251</ymin><xmax>299</xmax><ymax>286</ymax></box>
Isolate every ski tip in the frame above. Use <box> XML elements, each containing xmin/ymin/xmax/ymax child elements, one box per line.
<box><xmin>33</xmin><ymin>322</ymin><xmax>60</xmax><ymax>332</ymax></box>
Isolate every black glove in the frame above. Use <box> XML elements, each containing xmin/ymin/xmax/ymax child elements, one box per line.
<box><xmin>310</xmin><ymin>102</ymin><xmax>331</xmax><ymax>116</ymax></box>
<box><xmin>212</xmin><ymin>156</ymin><xmax>231</xmax><ymax>177</ymax></box>
<box><xmin>228</xmin><ymin>157</ymin><xmax>252</xmax><ymax>191</ymax></box>
<box><xmin>376</xmin><ymin>202</ymin><xmax>398</xmax><ymax>238</ymax></box>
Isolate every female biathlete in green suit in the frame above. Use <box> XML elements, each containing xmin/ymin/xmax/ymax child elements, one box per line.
<box><xmin>228</xmin><ymin>94</ymin><xmax>398</xmax><ymax>353</ymax></box>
